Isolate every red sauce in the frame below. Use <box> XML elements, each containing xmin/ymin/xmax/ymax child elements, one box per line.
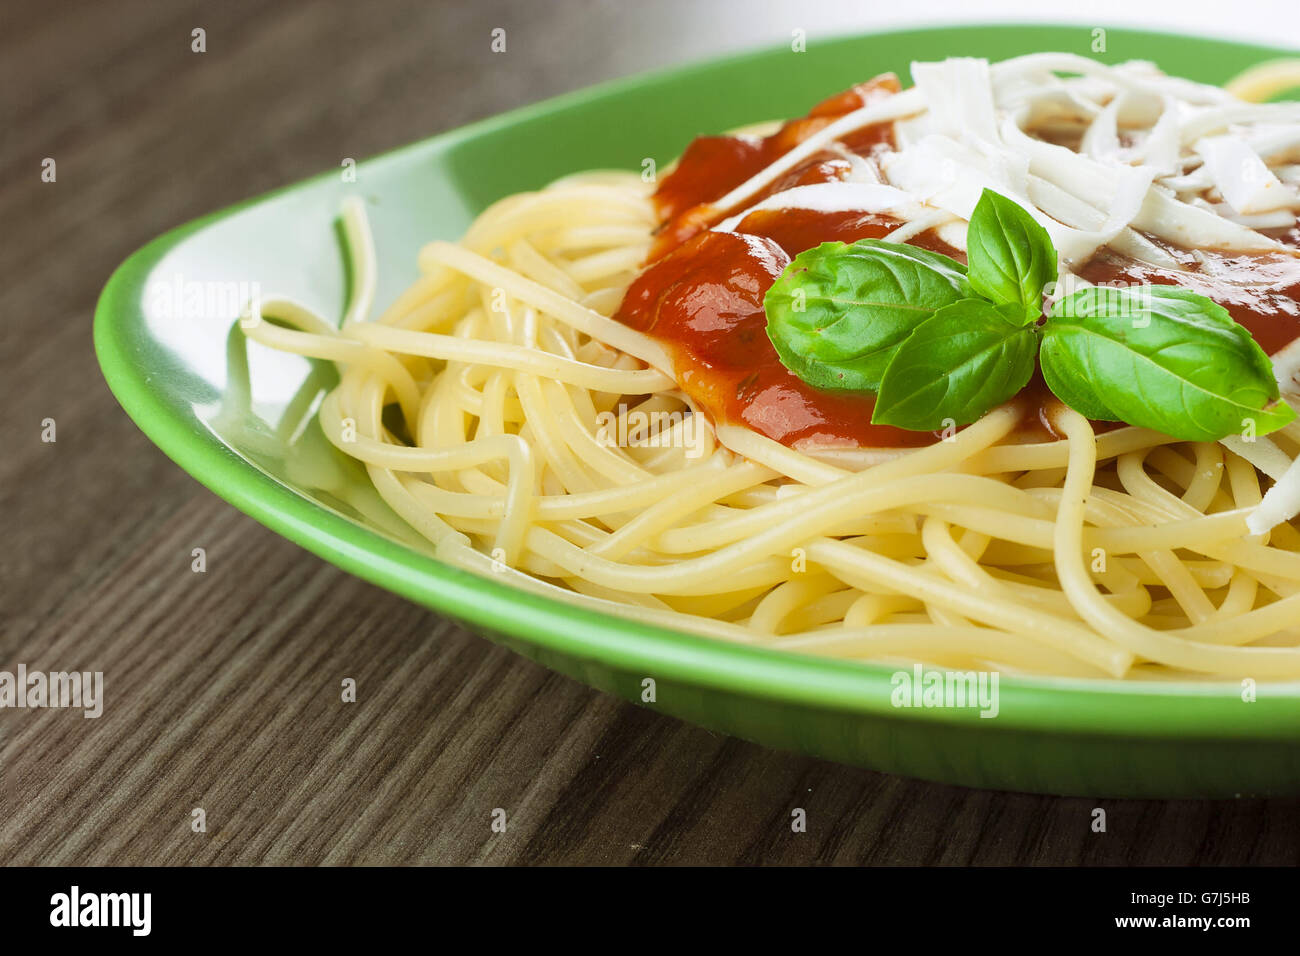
<box><xmin>648</xmin><ymin>73</ymin><xmax>901</xmax><ymax>260</ymax></box>
<box><xmin>615</xmin><ymin>78</ymin><xmax>1300</xmax><ymax>452</ymax></box>
<box><xmin>653</xmin><ymin>135</ymin><xmax>773</xmax><ymax>224</ymax></box>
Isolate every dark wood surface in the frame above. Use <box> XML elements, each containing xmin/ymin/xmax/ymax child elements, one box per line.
<box><xmin>2</xmin><ymin>0</ymin><xmax>1298</xmax><ymax>866</ymax></box>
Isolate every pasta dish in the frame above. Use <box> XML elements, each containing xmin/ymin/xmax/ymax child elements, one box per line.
<box><xmin>243</xmin><ymin>53</ymin><xmax>1300</xmax><ymax>681</ymax></box>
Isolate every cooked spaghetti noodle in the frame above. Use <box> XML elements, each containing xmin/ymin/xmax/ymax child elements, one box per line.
<box><xmin>244</xmin><ymin>54</ymin><xmax>1300</xmax><ymax>680</ymax></box>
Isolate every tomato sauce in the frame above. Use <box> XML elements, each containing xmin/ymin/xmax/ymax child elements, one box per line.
<box><xmin>614</xmin><ymin>77</ymin><xmax>1300</xmax><ymax>452</ymax></box>
<box><xmin>648</xmin><ymin>73</ymin><xmax>900</xmax><ymax>261</ymax></box>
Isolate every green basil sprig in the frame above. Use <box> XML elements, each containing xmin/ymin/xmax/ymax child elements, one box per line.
<box><xmin>762</xmin><ymin>188</ymin><xmax>1295</xmax><ymax>440</ymax></box>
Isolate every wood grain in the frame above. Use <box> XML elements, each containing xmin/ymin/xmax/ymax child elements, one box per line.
<box><xmin>2</xmin><ymin>0</ymin><xmax>1298</xmax><ymax>866</ymax></box>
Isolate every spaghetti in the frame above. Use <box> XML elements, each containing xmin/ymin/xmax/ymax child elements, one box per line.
<box><xmin>244</xmin><ymin>54</ymin><xmax>1300</xmax><ymax>680</ymax></box>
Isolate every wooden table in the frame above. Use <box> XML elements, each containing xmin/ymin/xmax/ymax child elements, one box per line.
<box><xmin>3</xmin><ymin>0</ymin><xmax>1297</xmax><ymax>866</ymax></box>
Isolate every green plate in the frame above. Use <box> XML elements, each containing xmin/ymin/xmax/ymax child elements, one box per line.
<box><xmin>95</xmin><ymin>24</ymin><xmax>1300</xmax><ymax>797</ymax></box>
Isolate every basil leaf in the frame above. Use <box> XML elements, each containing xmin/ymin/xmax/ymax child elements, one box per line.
<box><xmin>764</xmin><ymin>238</ymin><xmax>972</xmax><ymax>391</ymax></box>
<box><xmin>1041</xmin><ymin>285</ymin><xmax>1296</xmax><ymax>441</ymax></box>
<box><xmin>966</xmin><ymin>189</ymin><xmax>1057</xmax><ymax>321</ymax></box>
<box><xmin>871</xmin><ymin>298</ymin><xmax>1039</xmax><ymax>431</ymax></box>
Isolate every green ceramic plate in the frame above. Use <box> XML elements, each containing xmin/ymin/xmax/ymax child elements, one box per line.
<box><xmin>95</xmin><ymin>24</ymin><xmax>1300</xmax><ymax>798</ymax></box>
